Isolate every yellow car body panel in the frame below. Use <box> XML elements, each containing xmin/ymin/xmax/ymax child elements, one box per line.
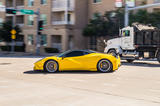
<box><xmin>34</xmin><ymin>53</ymin><xmax>121</xmax><ymax>72</ymax></box>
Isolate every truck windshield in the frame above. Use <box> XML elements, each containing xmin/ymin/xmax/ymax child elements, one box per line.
<box><xmin>123</xmin><ymin>30</ymin><xmax>130</xmax><ymax>37</ymax></box>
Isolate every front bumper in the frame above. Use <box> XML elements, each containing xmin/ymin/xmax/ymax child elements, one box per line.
<box><xmin>33</xmin><ymin>63</ymin><xmax>44</xmax><ymax>71</ymax></box>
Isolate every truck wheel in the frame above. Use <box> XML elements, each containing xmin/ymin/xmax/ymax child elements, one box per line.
<box><xmin>108</xmin><ymin>49</ymin><xmax>117</xmax><ymax>56</ymax></box>
<box><xmin>157</xmin><ymin>52</ymin><xmax>160</xmax><ymax>63</ymax></box>
<box><xmin>126</xmin><ymin>59</ymin><xmax>134</xmax><ymax>63</ymax></box>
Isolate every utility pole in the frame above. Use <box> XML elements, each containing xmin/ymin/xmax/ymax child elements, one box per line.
<box><xmin>11</xmin><ymin>0</ymin><xmax>16</xmax><ymax>53</ymax></box>
<box><xmin>124</xmin><ymin>2</ymin><xmax>160</xmax><ymax>27</ymax></box>
<box><xmin>124</xmin><ymin>4</ymin><xmax>129</xmax><ymax>27</ymax></box>
<box><xmin>36</xmin><ymin>8</ymin><xmax>40</xmax><ymax>55</ymax></box>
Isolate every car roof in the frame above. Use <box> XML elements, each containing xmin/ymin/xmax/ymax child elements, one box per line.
<box><xmin>68</xmin><ymin>50</ymin><xmax>96</xmax><ymax>53</ymax></box>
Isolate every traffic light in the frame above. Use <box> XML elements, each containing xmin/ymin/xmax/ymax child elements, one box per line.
<box><xmin>6</xmin><ymin>9</ymin><xmax>17</xmax><ymax>14</ymax></box>
<box><xmin>38</xmin><ymin>20</ymin><xmax>43</xmax><ymax>31</ymax></box>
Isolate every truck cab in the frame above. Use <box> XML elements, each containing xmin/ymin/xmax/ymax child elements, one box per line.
<box><xmin>104</xmin><ymin>24</ymin><xmax>160</xmax><ymax>63</ymax></box>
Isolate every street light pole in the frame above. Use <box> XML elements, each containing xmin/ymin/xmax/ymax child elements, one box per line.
<box><xmin>36</xmin><ymin>8</ymin><xmax>40</xmax><ymax>55</ymax></box>
<box><xmin>124</xmin><ymin>4</ymin><xmax>129</xmax><ymax>27</ymax></box>
<box><xmin>11</xmin><ymin>0</ymin><xmax>16</xmax><ymax>53</ymax></box>
<box><xmin>124</xmin><ymin>2</ymin><xmax>160</xmax><ymax>27</ymax></box>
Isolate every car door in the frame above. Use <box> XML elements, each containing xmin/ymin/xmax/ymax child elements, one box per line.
<box><xmin>59</xmin><ymin>51</ymin><xmax>85</xmax><ymax>70</ymax></box>
<box><xmin>77</xmin><ymin>52</ymin><xmax>101</xmax><ymax>70</ymax></box>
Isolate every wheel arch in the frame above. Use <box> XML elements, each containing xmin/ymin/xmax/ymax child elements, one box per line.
<box><xmin>105</xmin><ymin>46</ymin><xmax>123</xmax><ymax>54</ymax></box>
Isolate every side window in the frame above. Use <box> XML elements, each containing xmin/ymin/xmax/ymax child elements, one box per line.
<box><xmin>84</xmin><ymin>51</ymin><xmax>90</xmax><ymax>55</ymax></box>
<box><xmin>123</xmin><ymin>30</ymin><xmax>130</xmax><ymax>37</ymax></box>
<box><xmin>65</xmin><ymin>51</ymin><xmax>84</xmax><ymax>57</ymax></box>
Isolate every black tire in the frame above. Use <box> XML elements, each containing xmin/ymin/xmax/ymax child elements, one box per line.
<box><xmin>97</xmin><ymin>59</ymin><xmax>113</xmax><ymax>73</ymax></box>
<box><xmin>44</xmin><ymin>60</ymin><xmax>59</xmax><ymax>73</ymax></box>
<box><xmin>126</xmin><ymin>59</ymin><xmax>134</xmax><ymax>63</ymax></box>
<box><xmin>157</xmin><ymin>52</ymin><xmax>160</xmax><ymax>63</ymax></box>
<box><xmin>108</xmin><ymin>49</ymin><xmax>117</xmax><ymax>56</ymax></box>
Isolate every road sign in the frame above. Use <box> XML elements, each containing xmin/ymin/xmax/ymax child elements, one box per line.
<box><xmin>11</xmin><ymin>29</ymin><xmax>16</xmax><ymax>35</ymax></box>
<box><xmin>115</xmin><ymin>0</ymin><xmax>122</xmax><ymax>8</ymax></box>
<box><xmin>0</xmin><ymin>5</ymin><xmax>6</xmax><ymax>12</ymax></box>
<box><xmin>11</xmin><ymin>35</ymin><xmax>16</xmax><ymax>40</ymax></box>
<box><xmin>126</xmin><ymin>0</ymin><xmax>135</xmax><ymax>7</ymax></box>
<box><xmin>20</xmin><ymin>9</ymin><xmax>34</xmax><ymax>15</ymax></box>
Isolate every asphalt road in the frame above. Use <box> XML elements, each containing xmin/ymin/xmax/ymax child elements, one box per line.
<box><xmin>0</xmin><ymin>57</ymin><xmax>160</xmax><ymax>106</ymax></box>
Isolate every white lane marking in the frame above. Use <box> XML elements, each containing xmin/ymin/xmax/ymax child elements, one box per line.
<box><xmin>155</xmin><ymin>81</ymin><xmax>160</xmax><ymax>84</ymax></box>
<box><xmin>86</xmin><ymin>75</ymin><xmax>94</xmax><ymax>76</ymax></box>
<box><xmin>116</xmin><ymin>77</ymin><xmax>122</xmax><ymax>80</ymax></box>
<box><xmin>70</xmin><ymin>79</ymin><xmax>85</xmax><ymax>82</ymax></box>
<box><xmin>149</xmin><ymin>89</ymin><xmax>160</xmax><ymax>93</ymax></box>
<box><xmin>47</xmin><ymin>76</ymin><xmax>56</xmax><ymax>79</ymax></box>
<box><xmin>0</xmin><ymin>86</ymin><xmax>8</xmax><ymax>88</ymax></box>
<box><xmin>8</xmin><ymin>70</ymin><xmax>14</xmax><ymax>72</ymax></box>
<box><xmin>0</xmin><ymin>81</ymin><xmax>9</xmax><ymax>83</ymax></box>
<box><xmin>103</xmin><ymin>83</ymin><xmax>117</xmax><ymax>87</ymax></box>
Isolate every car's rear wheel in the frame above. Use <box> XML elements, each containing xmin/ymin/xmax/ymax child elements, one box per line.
<box><xmin>97</xmin><ymin>59</ymin><xmax>113</xmax><ymax>73</ymax></box>
<box><xmin>44</xmin><ymin>60</ymin><xmax>59</xmax><ymax>73</ymax></box>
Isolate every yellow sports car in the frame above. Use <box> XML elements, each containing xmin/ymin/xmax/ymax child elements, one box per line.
<box><xmin>34</xmin><ymin>50</ymin><xmax>121</xmax><ymax>73</ymax></box>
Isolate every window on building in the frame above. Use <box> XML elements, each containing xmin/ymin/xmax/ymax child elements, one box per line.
<box><xmin>154</xmin><ymin>8</ymin><xmax>160</xmax><ymax>12</ymax></box>
<box><xmin>27</xmin><ymin>15</ymin><xmax>34</xmax><ymax>25</ymax></box>
<box><xmin>68</xmin><ymin>14</ymin><xmax>71</xmax><ymax>22</ymax></box>
<box><xmin>93</xmin><ymin>0</ymin><xmax>101</xmax><ymax>3</ymax></box>
<box><xmin>41</xmin><ymin>0</ymin><xmax>47</xmax><ymax>4</ymax></box>
<box><xmin>40</xmin><ymin>14</ymin><xmax>47</xmax><ymax>25</ymax></box>
<box><xmin>155</xmin><ymin>0</ymin><xmax>160</xmax><ymax>3</ymax></box>
<box><xmin>28</xmin><ymin>0</ymin><xmax>34</xmax><ymax>6</ymax></box>
<box><xmin>28</xmin><ymin>34</ymin><xmax>34</xmax><ymax>45</ymax></box>
<box><xmin>92</xmin><ymin>12</ymin><xmax>101</xmax><ymax>19</ymax></box>
<box><xmin>41</xmin><ymin>34</ymin><xmax>47</xmax><ymax>46</ymax></box>
<box><xmin>0</xmin><ymin>18</ymin><xmax>3</xmax><ymax>27</ymax></box>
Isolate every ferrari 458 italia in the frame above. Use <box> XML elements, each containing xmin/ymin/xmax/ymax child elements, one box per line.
<box><xmin>34</xmin><ymin>50</ymin><xmax>121</xmax><ymax>73</ymax></box>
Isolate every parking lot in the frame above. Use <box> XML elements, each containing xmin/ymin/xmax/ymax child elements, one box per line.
<box><xmin>0</xmin><ymin>57</ymin><xmax>160</xmax><ymax>106</ymax></box>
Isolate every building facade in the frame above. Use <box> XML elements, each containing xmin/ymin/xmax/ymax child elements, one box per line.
<box><xmin>0</xmin><ymin>0</ymin><xmax>159</xmax><ymax>53</ymax></box>
<box><xmin>0</xmin><ymin>0</ymin><xmax>88</xmax><ymax>53</ymax></box>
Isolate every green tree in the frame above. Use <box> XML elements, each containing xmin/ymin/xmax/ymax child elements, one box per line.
<box><xmin>0</xmin><ymin>21</ymin><xmax>23</xmax><ymax>42</ymax></box>
<box><xmin>130</xmin><ymin>10</ymin><xmax>160</xmax><ymax>28</ymax></box>
<box><xmin>83</xmin><ymin>8</ymin><xmax>160</xmax><ymax>50</ymax></box>
<box><xmin>83</xmin><ymin>13</ymin><xmax>109</xmax><ymax>50</ymax></box>
<box><xmin>83</xmin><ymin>9</ymin><xmax>124</xmax><ymax>50</ymax></box>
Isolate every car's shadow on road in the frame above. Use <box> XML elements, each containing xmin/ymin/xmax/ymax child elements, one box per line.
<box><xmin>122</xmin><ymin>61</ymin><xmax>160</xmax><ymax>67</ymax></box>
<box><xmin>23</xmin><ymin>70</ymin><xmax>113</xmax><ymax>74</ymax></box>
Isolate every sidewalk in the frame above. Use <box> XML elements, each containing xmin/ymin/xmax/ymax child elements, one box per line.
<box><xmin>0</xmin><ymin>51</ymin><xmax>58</xmax><ymax>58</ymax></box>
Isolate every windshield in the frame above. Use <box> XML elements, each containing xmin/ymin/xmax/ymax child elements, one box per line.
<box><xmin>57</xmin><ymin>50</ymin><xmax>96</xmax><ymax>57</ymax></box>
<box><xmin>57</xmin><ymin>50</ymin><xmax>71</xmax><ymax>57</ymax></box>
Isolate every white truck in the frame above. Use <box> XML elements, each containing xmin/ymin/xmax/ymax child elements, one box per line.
<box><xmin>104</xmin><ymin>23</ymin><xmax>160</xmax><ymax>63</ymax></box>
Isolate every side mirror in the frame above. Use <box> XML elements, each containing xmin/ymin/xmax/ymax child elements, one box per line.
<box><xmin>62</xmin><ymin>56</ymin><xmax>65</xmax><ymax>60</ymax></box>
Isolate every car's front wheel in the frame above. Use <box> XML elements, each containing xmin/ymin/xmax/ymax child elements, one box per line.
<box><xmin>44</xmin><ymin>60</ymin><xmax>59</xmax><ymax>73</ymax></box>
<box><xmin>97</xmin><ymin>59</ymin><xmax>113</xmax><ymax>73</ymax></box>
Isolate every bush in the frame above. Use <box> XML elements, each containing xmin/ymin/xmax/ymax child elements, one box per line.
<box><xmin>0</xmin><ymin>46</ymin><xmax>25</xmax><ymax>52</ymax></box>
<box><xmin>45</xmin><ymin>48</ymin><xmax>59</xmax><ymax>53</ymax></box>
